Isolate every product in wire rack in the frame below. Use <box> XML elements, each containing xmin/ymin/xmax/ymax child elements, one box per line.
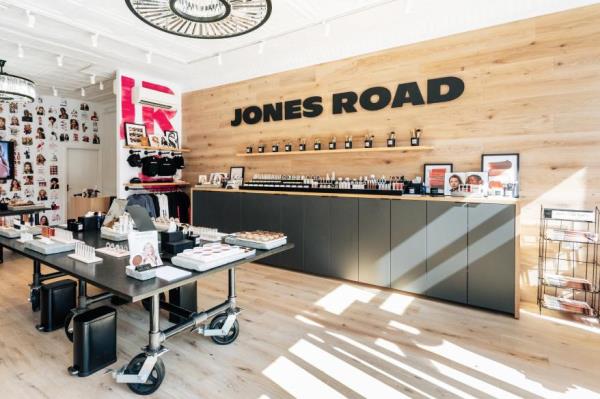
<box><xmin>545</xmin><ymin>228</ymin><xmax>599</xmax><ymax>243</ymax></box>
<box><xmin>171</xmin><ymin>243</ymin><xmax>256</xmax><ymax>272</ymax></box>
<box><xmin>543</xmin><ymin>294</ymin><xmax>595</xmax><ymax>316</ymax></box>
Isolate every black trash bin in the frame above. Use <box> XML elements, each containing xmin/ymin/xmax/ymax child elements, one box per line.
<box><xmin>37</xmin><ymin>279</ymin><xmax>76</xmax><ymax>332</ymax></box>
<box><xmin>70</xmin><ymin>306</ymin><xmax>117</xmax><ymax>377</ymax></box>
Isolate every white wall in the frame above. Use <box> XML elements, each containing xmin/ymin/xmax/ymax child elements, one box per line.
<box><xmin>0</xmin><ymin>96</ymin><xmax>109</xmax><ymax>225</ymax></box>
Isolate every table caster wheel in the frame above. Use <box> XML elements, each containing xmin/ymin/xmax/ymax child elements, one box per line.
<box><xmin>141</xmin><ymin>293</ymin><xmax>165</xmax><ymax>312</ymax></box>
<box><xmin>209</xmin><ymin>313</ymin><xmax>239</xmax><ymax>345</ymax></box>
<box><xmin>126</xmin><ymin>354</ymin><xmax>165</xmax><ymax>396</ymax></box>
<box><xmin>64</xmin><ymin>310</ymin><xmax>76</xmax><ymax>342</ymax></box>
<box><xmin>29</xmin><ymin>287</ymin><xmax>40</xmax><ymax>312</ymax></box>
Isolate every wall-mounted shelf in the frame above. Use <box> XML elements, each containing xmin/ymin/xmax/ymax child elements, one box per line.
<box><xmin>124</xmin><ymin>145</ymin><xmax>191</xmax><ymax>153</ymax></box>
<box><xmin>124</xmin><ymin>181</ymin><xmax>190</xmax><ymax>191</ymax></box>
<box><xmin>236</xmin><ymin>146</ymin><xmax>433</xmax><ymax>157</ymax></box>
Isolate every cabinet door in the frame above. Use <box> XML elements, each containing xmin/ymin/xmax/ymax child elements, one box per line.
<box><xmin>303</xmin><ymin>196</ymin><xmax>330</xmax><ymax>276</ymax></box>
<box><xmin>192</xmin><ymin>191</ymin><xmax>220</xmax><ymax>228</ymax></box>
<box><xmin>329</xmin><ymin>198</ymin><xmax>359</xmax><ymax>281</ymax></box>
<box><xmin>358</xmin><ymin>199</ymin><xmax>391</xmax><ymax>287</ymax></box>
<box><xmin>426</xmin><ymin>202</ymin><xmax>468</xmax><ymax>303</ymax></box>
<box><xmin>391</xmin><ymin>200</ymin><xmax>427</xmax><ymax>294</ymax></box>
<box><xmin>240</xmin><ymin>193</ymin><xmax>281</xmax><ymax>266</ymax></box>
<box><xmin>273</xmin><ymin>195</ymin><xmax>304</xmax><ymax>272</ymax></box>
<box><xmin>240</xmin><ymin>193</ymin><xmax>281</xmax><ymax>232</ymax></box>
<box><xmin>468</xmin><ymin>203</ymin><xmax>516</xmax><ymax>314</ymax></box>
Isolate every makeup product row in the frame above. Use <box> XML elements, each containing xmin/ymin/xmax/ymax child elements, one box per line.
<box><xmin>242</xmin><ymin>173</ymin><xmax>426</xmax><ymax>195</ymax></box>
<box><xmin>245</xmin><ymin>130</ymin><xmax>422</xmax><ymax>154</ymax></box>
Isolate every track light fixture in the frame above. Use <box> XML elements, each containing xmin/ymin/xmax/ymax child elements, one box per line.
<box><xmin>145</xmin><ymin>51</ymin><xmax>152</xmax><ymax>64</ymax></box>
<box><xmin>81</xmin><ymin>87</ymin><xmax>85</xmax><ymax>97</ymax></box>
<box><xmin>56</xmin><ymin>54</ymin><xmax>64</xmax><ymax>67</ymax></box>
<box><xmin>258</xmin><ymin>41</ymin><xmax>265</xmax><ymax>55</ymax></box>
<box><xmin>99</xmin><ymin>81</ymin><xmax>104</xmax><ymax>91</ymax></box>
<box><xmin>17</xmin><ymin>44</ymin><xmax>24</xmax><ymax>58</ymax></box>
<box><xmin>52</xmin><ymin>86</ymin><xmax>58</xmax><ymax>96</ymax></box>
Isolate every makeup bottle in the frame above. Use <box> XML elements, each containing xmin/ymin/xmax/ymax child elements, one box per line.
<box><xmin>314</xmin><ymin>138</ymin><xmax>322</xmax><ymax>151</ymax></box>
<box><xmin>387</xmin><ymin>131</ymin><xmax>396</xmax><ymax>147</ymax></box>
<box><xmin>329</xmin><ymin>136</ymin><xmax>337</xmax><ymax>150</ymax></box>
<box><xmin>345</xmin><ymin>135</ymin><xmax>353</xmax><ymax>149</ymax></box>
<box><xmin>285</xmin><ymin>142</ymin><xmax>292</xmax><ymax>152</ymax></box>
<box><xmin>364</xmin><ymin>134</ymin><xmax>373</xmax><ymax>148</ymax></box>
<box><xmin>272</xmin><ymin>142</ymin><xmax>279</xmax><ymax>152</ymax></box>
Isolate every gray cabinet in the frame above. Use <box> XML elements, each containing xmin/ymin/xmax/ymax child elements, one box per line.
<box><xmin>240</xmin><ymin>193</ymin><xmax>281</xmax><ymax>266</ymax></box>
<box><xmin>193</xmin><ymin>191</ymin><xmax>240</xmax><ymax>233</ymax></box>
<box><xmin>275</xmin><ymin>195</ymin><xmax>304</xmax><ymax>272</ymax></box>
<box><xmin>329</xmin><ymin>198</ymin><xmax>359</xmax><ymax>281</ymax></box>
<box><xmin>391</xmin><ymin>200</ymin><xmax>427</xmax><ymax>294</ymax></box>
<box><xmin>358</xmin><ymin>199</ymin><xmax>391</xmax><ymax>287</ymax></box>
<box><xmin>426</xmin><ymin>202</ymin><xmax>468</xmax><ymax>303</ymax></box>
<box><xmin>468</xmin><ymin>203</ymin><xmax>515</xmax><ymax>314</ymax></box>
<box><xmin>303</xmin><ymin>197</ymin><xmax>330</xmax><ymax>276</ymax></box>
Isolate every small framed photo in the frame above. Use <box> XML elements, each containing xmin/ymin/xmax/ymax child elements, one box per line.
<box><xmin>163</xmin><ymin>130</ymin><xmax>180</xmax><ymax>149</ymax></box>
<box><xmin>424</xmin><ymin>163</ymin><xmax>452</xmax><ymax>193</ymax></box>
<box><xmin>198</xmin><ymin>175</ymin><xmax>208</xmax><ymax>184</ymax></box>
<box><xmin>465</xmin><ymin>172</ymin><xmax>489</xmax><ymax>194</ymax></box>
<box><xmin>209</xmin><ymin>172</ymin><xmax>228</xmax><ymax>186</ymax></box>
<box><xmin>124</xmin><ymin>123</ymin><xmax>147</xmax><ymax>146</ymax></box>
<box><xmin>481</xmin><ymin>153</ymin><xmax>519</xmax><ymax>197</ymax></box>
<box><xmin>229</xmin><ymin>166</ymin><xmax>245</xmax><ymax>182</ymax></box>
<box><xmin>147</xmin><ymin>132</ymin><xmax>162</xmax><ymax>148</ymax></box>
<box><xmin>444</xmin><ymin>172</ymin><xmax>465</xmax><ymax>195</ymax></box>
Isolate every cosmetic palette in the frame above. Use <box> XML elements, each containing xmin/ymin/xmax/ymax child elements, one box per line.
<box><xmin>225</xmin><ymin>231</ymin><xmax>287</xmax><ymax>250</ymax></box>
<box><xmin>171</xmin><ymin>243</ymin><xmax>256</xmax><ymax>272</ymax></box>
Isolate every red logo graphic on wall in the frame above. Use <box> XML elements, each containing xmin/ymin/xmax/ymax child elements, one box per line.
<box><xmin>120</xmin><ymin>75</ymin><xmax>177</xmax><ymax>139</ymax></box>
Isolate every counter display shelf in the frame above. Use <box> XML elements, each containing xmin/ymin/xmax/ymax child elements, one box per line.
<box><xmin>192</xmin><ymin>188</ymin><xmax>520</xmax><ymax>317</ymax></box>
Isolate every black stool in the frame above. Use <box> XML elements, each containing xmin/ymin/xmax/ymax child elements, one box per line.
<box><xmin>69</xmin><ymin>306</ymin><xmax>117</xmax><ymax>377</ymax></box>
<box><xmin>37</xmin><ymin>279</ymin><xmax>76</xmax><ymax>332</ymax></box>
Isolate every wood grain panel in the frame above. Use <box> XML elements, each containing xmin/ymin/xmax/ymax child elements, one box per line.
<box><xmin>183</xmin><ymin>4</ymin><xmax>600</xmax><ymax>303</ymax></box>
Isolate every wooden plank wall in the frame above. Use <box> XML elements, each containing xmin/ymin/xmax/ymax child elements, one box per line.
<box><xmin>183</xmin><ymin>4</ymin><xmax>600</xmax><ymax>303</ymax></box>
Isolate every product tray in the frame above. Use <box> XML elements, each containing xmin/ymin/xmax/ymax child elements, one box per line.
<box><xmin>0</xmin><ymin>228</ymin><xmax>22</xmax><ymax>238</ymax></box>
<box><xmin>224</xmin><ymin>235</ymin><xmax>287</xmax><ymax>250</ymax></box>
<box><xmin>172</xmin><ymin>249</ymin><xmax>256</xmax><ymax>272</ymax></box>
<box><xmin>25</xmin><ymin>239</ymin><xmax>77</xmax><ymax>255</ymax></box>
<box><xmin>125</xmin><ymin>265</ymin><xmax>157</xmax><ymax>280</ymax></box>
<box><xmin>101</xmin><ymin>228</ymin><xmax>129</xmax><ymax>242</ymax></box>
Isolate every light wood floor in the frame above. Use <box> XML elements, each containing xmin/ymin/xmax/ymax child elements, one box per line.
<box><xmin>1</xmin><ymin>250</ymin><xmax>599</xmax><ymax>399</ymax></box>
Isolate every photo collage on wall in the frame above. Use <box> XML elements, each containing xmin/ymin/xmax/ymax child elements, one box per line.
<box><xmin>0</xmin><ymin>97</ymin><xmax>101</xmax><ymax>225</ymax></box>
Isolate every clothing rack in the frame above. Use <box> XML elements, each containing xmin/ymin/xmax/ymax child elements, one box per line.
<box><xmin>128</xmin><ymin>149</ymin><xmax>183</xmax><ymax>156</ymax></box>
<box><xmin>124</xmin><ymin>185</ymin><xmax>186</xmax><ymax>193</ymax></box>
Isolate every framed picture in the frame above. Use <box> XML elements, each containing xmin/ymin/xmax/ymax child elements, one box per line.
<box><xmin>465</xmin><ymin>171</ymin><xmax>489</xmax><ymax>194</ymax></box>
<box><xmin>209</xmin><ymin>172</ymin><xmax>228</xmax><ymax>186</ymax></box>
<box><xmin>481</xmin><ymin>153</ymin><xmax>519</xmax><ymax>197</ymax></box>
<box><xmin>444</xmin><ymin>172</ymin><xmax>465</xmax><ymax>195</ymax></box>
<box><xmin>124</xmin><ymin>123</ymin><xmax>147</xmax><ymax>146</ymax></box>
<box><xmin>164</xmin><ymin>130</ymin><xmax>180</xmax><ymax>149</ymax></box>
<box><xmin>424</xmin><ymin>163</ymin><xmax>452</xmax><ymax>193</ymax></box>
<box><xmin>229</xmin><ymin>166</ymin><xmax>245</xmax><ymax>182</ymax></box>
<box><xmin>147</xmin><ymin>132</ymin><xmax>162</xmax><ymax>148</ymax></box>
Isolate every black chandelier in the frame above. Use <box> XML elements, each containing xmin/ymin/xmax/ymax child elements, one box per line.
<box><xmin>0</xmin><ymin>60</ymin><xmax>35</xmax><ymax>103</ymax></box>
<box><xmin>125</xmin><ymin>0</ymin><xmax>272</xmax><ymax>39</ymax></box>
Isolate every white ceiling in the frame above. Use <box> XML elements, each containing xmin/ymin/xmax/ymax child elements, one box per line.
<box><xmin>0</xmin><ymin>0</ymin><xmax>598</xmax><ymax>100</ymax></box>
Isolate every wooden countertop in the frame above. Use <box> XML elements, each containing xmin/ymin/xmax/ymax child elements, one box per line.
<box><xmin>192</xmin><ymin>187</ymin><xmax>520</xmax><ymax>205</ymax></box>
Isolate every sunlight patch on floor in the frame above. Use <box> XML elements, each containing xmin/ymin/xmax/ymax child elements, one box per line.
<box><xmin>332</xmin><ymin>345</ymin><xmax>437</xmax><ymax>399</ymax></box>
<box><xmin>379</xmin><ymin>293</ymin><xmax>414</xmax><ymax>316</ymax></box>
<box><xmin>315</xmin><ymin>284</ymin><xmax>378</xmax><ymax>315</ymax></box>
<box><xmin>294</xmin><ymin>314</ymin><xmax>324</xmax><ymax>328</ymax></box>
<box><xmin>289</xmin><ymin>339</ymin><xmax>405</xmax><ymax>398</ymax></box>
<box><xmin>415</xmin><ymin>339</ymin><xmax>559</xmax><ymax>398</ymax></box>
<box><xmin>520</xmin><ymin>308</ymin><xmax>600</xmax><ymax>334</ymax></box>
<box><xmin>388</xmin><ymin>320</ymin><xmax>420</xmax><ymax>335</ymax></box>
<box><xmin>330</xmin><ymin>333</ymin><xmax>476</xmax><ymax>398</ymax></box>
<box><xmin>430</xmin><ymin>359</ymin><xmax>521</xmax><ymax>399</ymax></box>
<box><xmin>262</xmin><ymin>356</ymin><xmax>346</xmax><ymax>399</ymax></box>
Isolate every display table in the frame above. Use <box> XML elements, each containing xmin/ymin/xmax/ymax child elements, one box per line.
<box><xmin>0</xmin><ymin>207</ymin><xmax>50</xmax><ymax>263</ymax></box>
<box><xmin>192</xmin><ymin>188</ymin><xmax>520</xmax><ymax>317</ymax></box>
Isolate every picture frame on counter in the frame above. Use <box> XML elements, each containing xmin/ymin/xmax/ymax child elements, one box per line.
<box><xmin>424</xmin><ymin>163</ymin><xmax>452</xmax><ymax>193</ymax></box>
<box><xmin>124</xmin><ymin>123</ymin><xmax>147</xmax><ymax>146</ymax></box>
<box><xmin>209</xmin><ymin>172</ymin><xmax>228</xmax><ymax>186</ymax></box>
<box><xmin>481</xmin><ymin>153</ymin><xmax>519</xmax><ymax>197</ymax></box>
<box><xmin>229</xmin><ymin>166</ymin><xmax>245</xmax><ymax>181</ymax></box>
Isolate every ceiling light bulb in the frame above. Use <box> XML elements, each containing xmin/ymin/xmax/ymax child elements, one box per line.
<box><xmin>52</xmin><ymin>86</ymin><xmax>58</xmax><ymax>97</ymax></box>
<box><xmin>99</xmin><ymin>81</ymin><xmax>104</xmax><ymax>91</ymax></box>
<box><xmin>17</xmin><ymin>44</ymin><xmax>24</xmax><ymax>58</ymax></box>
<box><xmin>56</xmin><ymin>54</ymin><xmax>64</xmax><ymax>67</ymax></box>
<box><xmin>90</xmin><ymin>74</ymin><xmax>96</xmax><ymax>84</ymax></box>
<box><xmin>81</xmin><ymin>87</ymin><xmax>85</xmax><ymax>97</ymax></box>
<box><xmin>91</xmin><ymin>32</ymin><xmax>99</xmax><ymax>47</ymax></box>
<box><xmin>145</xmin><ymin>51</ymin><xmax>152</xmax><ymax>64</ymax></box>
<box><xmin>217</xmin><ymin>53</ymin><xmax>223</xmax><ymax>65</ymax></box>
<box><xmin>258</xmin><ymin>40</ymin><xmax>265</xmax><ymax>55</ymax></box>
<box><xmin>26</xmin><ymin>10</ymin><xmax>35</xmax><ymax>28</ymax></box>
